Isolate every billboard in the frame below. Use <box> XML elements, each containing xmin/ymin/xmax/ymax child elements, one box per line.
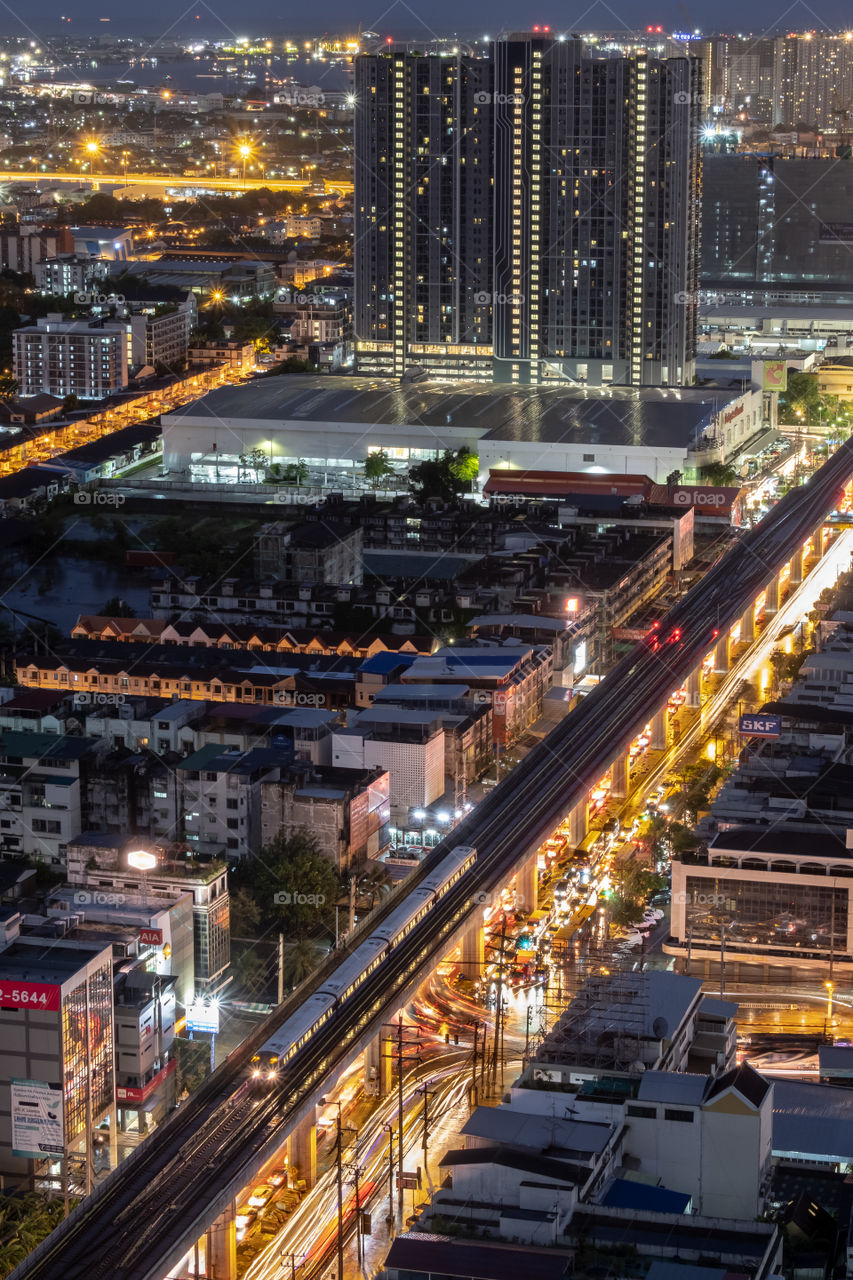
<box><xmin>186</xmin><ymin>1001</ymin><xmax>220</xmax><ymax>1034</ymax></box>
<box><xmin>0</xmin><ymin>981</ymin><xmax>60</xmax><ymax>1012</ymax></box>
<box><xmin>139</xmin><ymin>928</ymin><xmax>163</xmax><ymax>946</ymax></box>
<box><xmin>762</xmin><ymin>361</ymin><xmax>787</xmax><ymax>392</ymax></box>
<box><xmin>739</xmin><ymin>713</ymin><xmax>782</xmax><ymax>739</ymax></box>
<box><xmin>11</xmin><ymin>1079</ymin><xmax>64</xmax><ymax>1158</ymax></box>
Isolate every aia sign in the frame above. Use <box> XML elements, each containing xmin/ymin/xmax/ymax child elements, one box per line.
<box><xmin>139</xmin><ymin>928</ymin><xmax>163</xmax><ymax>946</ymax></box>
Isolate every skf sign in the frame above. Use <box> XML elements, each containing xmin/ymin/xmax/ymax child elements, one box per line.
<box><xmin>739</xmin><ymin>713</ymin><xmax>781</xmax><ymax>739</ymax></box>
<box><xmin>139</xmin><ymin>928</ymin><xmax>163</xmax><ymax>946</ymax></box>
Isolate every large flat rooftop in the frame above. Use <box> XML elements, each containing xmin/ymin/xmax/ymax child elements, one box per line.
<box><xmin>165</xmin><ymin>377</ymin><xmax>733</xmax><ymax>447</ymax></box>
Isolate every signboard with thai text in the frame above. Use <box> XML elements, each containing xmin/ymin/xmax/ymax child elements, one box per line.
<box><xmin>11</xmin><ymin>1079</ymin><xmax>64</xmax><ymax>1157</ymax></box>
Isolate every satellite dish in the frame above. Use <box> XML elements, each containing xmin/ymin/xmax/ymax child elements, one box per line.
<box><xmin>652</xmin><ymin>1017</ymin><xmax>669</xmax><ymax>1039</ymax></box>
<box><xmin>630</xmin><ymin>1060</ymin><xmax>646</xmax><ymax>1073</ymax></box>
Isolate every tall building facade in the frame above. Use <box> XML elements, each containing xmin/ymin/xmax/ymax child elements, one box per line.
<box><xmin>354</xmin><ymin>48</ymin><xmax>494</xmax><ymax>380</ymax></box>
<box><xmin>354</xmin><ymin>36</ymin><xmax>701</xmax><ymax>388</ymax></box>
<box><xmin>13</xmin><ymin>316</ymin><xmax>130</xmax><ymax>398</ymax></box>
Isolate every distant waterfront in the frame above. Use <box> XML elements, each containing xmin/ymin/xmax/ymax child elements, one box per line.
<box><xmin>31</xmin><ymin>55</ymin><xmax>352</xmax><ymax>96</ymax></box>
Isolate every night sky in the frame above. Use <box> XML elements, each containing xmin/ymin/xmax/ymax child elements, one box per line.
<box><xmin>9</xmin><ymin>0</ymin><xmax>853</xmax><ymax>42</ymax></box>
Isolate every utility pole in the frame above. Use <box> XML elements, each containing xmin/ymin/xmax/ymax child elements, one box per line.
<box><xmin>381</xmin><ymin>1016</ymin><xmax>421</xmax><ymax>1216</ymax></box>
<box><xmin>277</xmin><ymin>932</ymin><xmax>285</xmax><ymax>1005</ymax></box>
<box><xmin>470</xmin><ymin>1020</ymin><xmax>480</xmax><ymax>1107</ymax></box>
<box><xmin>489</xmin><ymin>911</ymin><xmax>512</xmax><ymax>1090</ymax></box>
<box><xmin>335</xmin><ymin>1102</ymin><xmax>344</xmax><ymax>1280</ymax></box>
<box><xmin>383</xmin><ymin>1123</ymin><xmax>395</xmax><ymax>1230</ymax></box>
<box><xmin>347</xmin><ymin>1142</ymin><xmax>364</xmax><ymax>1272</ymax></box>
<box><xmin>524</xmin><ymin>1003</ymin><xmax>534</xmax><ymax>1067</ymax></box>
<box><xmin>417</xmin><ymin>1083</ymin><xmax>435</xmax><ymax>1165</ymax></box>
<box><xmin>333</xmin><ymin>1104</ymin><xmax>358</xmax><ymax>1280</ymax></box>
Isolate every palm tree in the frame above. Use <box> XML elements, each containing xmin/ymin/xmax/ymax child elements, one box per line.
<box><xmin>281</xmin><ymin>937</ymin><xmax>324</xmax><ymax>990</ymax></box>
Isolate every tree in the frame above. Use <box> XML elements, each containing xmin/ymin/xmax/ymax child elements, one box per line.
<box><xmin>234</xmin><ymin>948</ymin><xmax>268</xmax><ymax>994</ymax></box>
<box><xmin>283</xmin><ymin>459</ymin><xmax>308</xmax><ymax>486</ymax></box>
<box><xmin>62</xmin><ymin>393</ymin><xmax>80</xmax><ymax>413</ymax></box>
<box><xmin>409</xmin><ymin>447</ymin><xmax>480</xmax><ymax>502</ymax></box>
<box><xmin>779</xmin><ymin>371</ymin><xmax>825</xmax><ymax>426</ymax></box>
<box><xmin>229</xmin><ymin>885</ymin><xmax>262</xmax><ymax>938</ymax></box>
<box><xmin>700</xmin><ymin>461</ymin><xmax>740</xmax><ymax>486</ymax></box>
<box><xmin>364</xmin><ymin>449</ymin><xmax>395</xmax><ymax>489</ymax></box>
<box><xmin>101</xmin><ymin>597</ymin><xmax>136</xmax><ymax>617</ymax></box>
<box><xmin>240</xmin><ymin>829</ymin><xmax>341</xmax><ymax>937</ymax></box>
<box><xmin>0</xmin><ymin>372</ymin><xmax>18</xmax><ymax>398</ymax></box>
<box><xmin>281</xmin><ymin>937</ymin><xmax>325</xmax><ymax>989</ymax></box>
<box><xmin>449</xmin><ymin>446</ymin><xmax>479</xmax><ymax>488</ymax></box>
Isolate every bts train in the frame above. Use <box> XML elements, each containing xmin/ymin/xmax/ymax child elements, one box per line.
<box><xmin>250</xmin><ymin>845</ymin><xmax>477</xmax><ymax>1079</ymax></box>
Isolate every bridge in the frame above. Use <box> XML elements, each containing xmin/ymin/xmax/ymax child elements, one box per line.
<box><xmin>0</xmin><ymin>170</ymin><xmax>353</xmax><ymax>195</ymax></box>
<box><xmin>10</xmin><ymin>439</ymin><xmax>853</xmax><ymax>1280</ymax></box>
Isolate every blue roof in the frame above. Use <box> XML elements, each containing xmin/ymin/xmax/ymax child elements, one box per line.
<box><xmin>600</xmin><ymin>1178</ymin><xmax>692</xmax><ymax>1214</ymax></box>
<box><xmin>358</xmin><ymin>652</ymin><xmax>418</xmax><ymax>675</ymax></box>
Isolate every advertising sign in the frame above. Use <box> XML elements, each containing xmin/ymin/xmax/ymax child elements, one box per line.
<box><xmin>11</xmin><ymin>1080</ymin><xmax>64</xmax><ymax>1158</ymax></box>
<box><xmin>762</xmin><ymin>360</ymin><xmax>787</xmax><ymax>392</ymax></box>
<box><xmin>139</xmin><ymin>928</ymin><xmax>163</xmax><ymax>946</ymax></box>
<box><xmin>186</xmin><ymin>1001</ymin><xmax>220</xmax><ymax>1034</ymax></box>
<box><xmin>0</xmin><ymin>981</ymin><xmax>60</xmax><ymax>1012</ymax></box>
<box><xmin>739</xmin><ymin>713</ymin><xmax>782</xmax><ymax>739</ymax></box>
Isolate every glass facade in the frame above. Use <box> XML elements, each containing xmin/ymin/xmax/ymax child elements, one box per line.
<box><xmin>195</xmin><ymin>894</ymin><xmax>230</xmax><ymax>987</ymax></box>
<box><xmin>61</xmin><ymin>962</ymin><xmax>114</xmax><ymax>1144</ymax></box>
<box><xmin>685</xmin><ymin>874</ymin><xmax>848</xmax><ymax>953</ymax></box>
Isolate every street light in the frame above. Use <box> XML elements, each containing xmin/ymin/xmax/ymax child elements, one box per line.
<box><xmin>238</xmin><ymin>141</ymin><xmax>252</xmax><ymax>184</ymax></box>
<box><xmin>825</xmin><ymin>980</ymin><xmax>834</xmax><ymax>1027</ymax></box>
<box><xmin>84</xmin><ymin>139</ymin><xmax>100</xmax><ymax>177</ymax></box>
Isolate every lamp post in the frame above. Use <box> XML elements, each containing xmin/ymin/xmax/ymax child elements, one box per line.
<box><xmin>239</xmin><ymin>142</ymin><xmax>252</xmax><ymax>184</ymax></box>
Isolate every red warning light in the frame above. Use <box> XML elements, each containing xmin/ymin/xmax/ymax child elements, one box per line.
<box><xmin>646</xmin><ymin>25</ymin><xmax>653</xmax><ymax>31</ymax></box>
<box><xmin>656</xmin><ymin>25</ymin><xmax>663</xmax><ymax>32</ymax></box>
<box><xmin>544</xmin><ymin>25</ymin><xmax>550</xmax><ymax>32</ymax></box>
<box><xmin>533</xmin><ymin>25</ymin><xmax>540</xmax><ymax>31</ymax></box>
<box><xmin>385</xmin><ymin>36</ymin><xmax>393</xmax><ymax>43</ymax></box>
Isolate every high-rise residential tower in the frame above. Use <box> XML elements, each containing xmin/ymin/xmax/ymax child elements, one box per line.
<box><xmin>354</xmin><ymin>35</ymin><xmax>701</xmax><ymax>388</ymax></box>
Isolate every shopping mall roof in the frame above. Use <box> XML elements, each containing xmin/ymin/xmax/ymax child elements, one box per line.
<box><xmin>166</xmin><ymin>377</ymin><xmax>732</xmax><ymax>445</ymax></box>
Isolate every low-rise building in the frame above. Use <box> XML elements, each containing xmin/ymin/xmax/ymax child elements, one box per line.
<box><xmin>332</xmin><ymin>718</ymin><xmax>445</xmax><ymax>818</ymax></box>
<box><xmin>13</xmin><ymin>315</ymin><xmax>130</xmax><ymax>398</ymax></box>
<box><xmin>187</xmin><ymin>339</ymin><xmax>255</xmax><ymax>372</ymax></box>
<box><xmin>254</xmin><ymin>520</ymin><xmax>364</xmax><ymax>585</ymax></box>
<box><xmin>64</xmin><ymin>835</ymin><xmax>229</xmax><ymax>995</ymax></box>
<box><xmin>0</xmin><ymin>731</ymin><xmax>103</xmax><ymax>866</ymax></box>
<box><xmin>0</xmin><ymin>936</ymin><xmax>115</xmax><ymax>1183</ymax></box>
<box><xmin>260</xmin><ymin>763</ymin><xmax>390</xmax><ymax>870</ymax></box>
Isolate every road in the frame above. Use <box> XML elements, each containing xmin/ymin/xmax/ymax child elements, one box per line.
<box><xmin>11</xmin><ymin>440</ymin><xmax>853</xmax><ymax>1280</ymax></box>
<box><xmin>0</xmin><ymin>170</ymin><xmax>353</xmax><ymax>195</ymax></box>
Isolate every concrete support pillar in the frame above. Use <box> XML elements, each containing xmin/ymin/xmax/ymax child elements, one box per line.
<box><xmin>820</xmin><ymin>525</ymin><xmax>831</xmax><ymax>556</ymax></box>
<box><xmin>686</xmin><ymin>668</ymin><xmax>701</xmax><ymax>708</ymax></box>
<box><xmin>650</xmin><ymin>707</ymin><xmax>667</xmax><ymax>752</ymax></box>
<box><xmin>461</xmin><ymin>918</ymin><xmax>485</xmax><ymax>977</ymax></box>
<box><xmin>364</xmin><ymin>1029</ymin><xmax>392</xmax><ymax>1097</ymax></box>
<box><xmin>739</xmin><ymin>604</ymin><xmax>755</xmax><ymax>645</ymax></box>
<box><xmin>610</xmin><ymin>751</ymin><xmax>630</xmax><ymax>800</ymax></box>
<box><xmin>789</xmin><ymin>547</ymin><xmax>803</xmax><ymax>585</ymax></box>
<box><xmin>206</xmin><ymin>1201</ymin><xmax>237</xmax><ymax>1280</ymax></box>
<box><xmin>293</xmin><ymin>1113</ymin><xmax>317</xmax><ymax>1189</ymax></box>
<box><xmin>569</xmin><ymin>801</ymin><xmax>588</xmax><ymax>847</ymax></box>
<box><xmin>764</xmin><ymin>574</ymin><xmax>780</xmax><ymax>614</ymax></box>
<box><xmin>108</xmin><ymin>1112</ymin><xmax>118</xmax><ymax>1172</ymax></box>
<box><xmin>715</xmin><ymin>634</ymin><xmax>730</xmax><ymax>673</ymax></box>
<box><xmin>517</xmin><ymin>855</ymin><xmax>539</xmax><ymax>913</ymax></box>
